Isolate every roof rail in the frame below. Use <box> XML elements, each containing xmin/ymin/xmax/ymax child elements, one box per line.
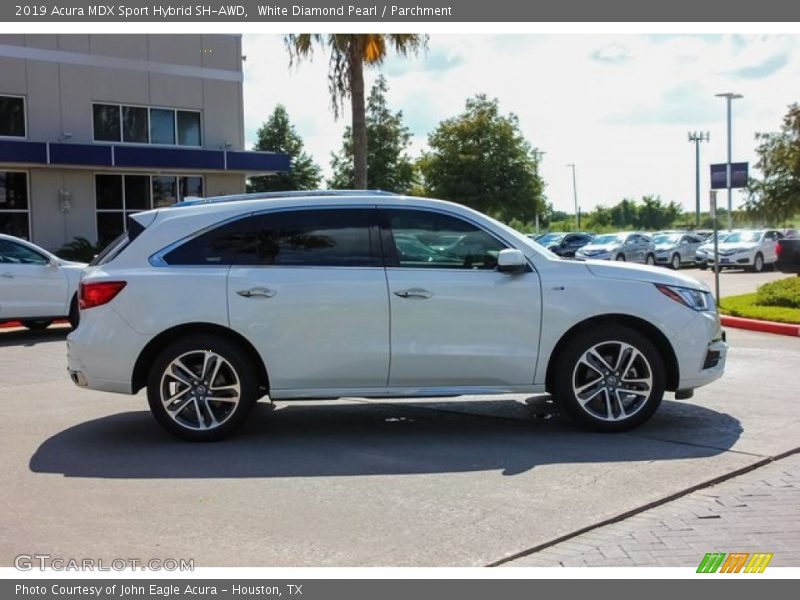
<box><xmin>173</xmin><ymin>189</ymin><xmax>400</xmax><ymax>208</ymax></box>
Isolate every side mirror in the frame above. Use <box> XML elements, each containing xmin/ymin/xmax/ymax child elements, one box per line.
<box><xmin>497</xmin><ymin>248</ymin><xmax>527</xmax><ymax>273</ymax></box>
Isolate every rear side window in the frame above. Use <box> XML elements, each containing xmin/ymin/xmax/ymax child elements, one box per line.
<box><xmin>163</xmin><ymin>216</ymin><xmax>260</xmax><ymax>265</ymax></box>
<box><xmin>163</xmin><ymin>209</ymin><xmax>378</xmax><ymax>267</ymax></box>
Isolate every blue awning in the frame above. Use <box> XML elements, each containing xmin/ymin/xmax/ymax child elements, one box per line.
<box><xmin>0</xmin><ymin>140</ymin><xmax>289</xmax><ymax>174</ymax></box>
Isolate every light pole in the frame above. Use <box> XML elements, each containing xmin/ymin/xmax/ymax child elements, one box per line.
<box><xmin>715</xmin><ymin>92</ymin><xmax>742</xmax><ymax>231</ymax></box>
<box><xmin>567</xmin><ymin>163</ymin><xmax>579</xmax><ymax>230</ymax></box>
<box><xmin>532</xmin><ymin>149</ymin><xmax>545</xmax><ymax>233</ymax></box>
<box><xmin>688</xmin><ymin>131</ymin><xmax>709</xmax><ymax>227</ymax></box>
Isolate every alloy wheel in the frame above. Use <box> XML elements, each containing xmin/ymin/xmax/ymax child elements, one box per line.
<box><xmin>159</xmin><ymin>350</ymin><xmax>241</xmax><ymax>431</ymax></box>
<box><xmin>571</xmin><ymin>341</ymin><xmax>653</xmax><ymax>422</ymax></box>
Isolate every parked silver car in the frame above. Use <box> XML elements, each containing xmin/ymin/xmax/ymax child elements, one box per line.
<box><xmin>575</xmin><ymin>232</ymin><xmax>655</xmax><ymax>264</ymax></box>
<box><xmin>651</xmin><ymin>231</ymin><xmax>703</xmax><ymax>270</ymax></box>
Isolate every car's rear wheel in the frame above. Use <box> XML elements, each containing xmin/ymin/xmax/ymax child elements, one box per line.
<box><xmin>752</xmin><ymin>253</ymin><xmax>764</xmax><ymax>273</ymax></box>
<box><xmin>552</xmin><ymin>326</ymin><xmax>665</xmax><ymax>432</ymax></box>
<box><xmin>21</xmin><ymin>319</ymin><xmax>53</xmax><ymax>331</ymax></box>
<box><xmin>670</xmin><ymin>253</ymin><xmax>681</xmax><ymax>270</ymax></box>
<box><xmin>645</xmin><ymin>254</ymin><xmax>656</xmax><ymax>266</ymax></box>
<box><xmin>147</xmin><ymin>335</ymin><xmax>258</xmax><ymax>441</ymax></box>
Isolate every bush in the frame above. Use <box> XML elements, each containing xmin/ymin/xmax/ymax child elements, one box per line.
<box><xmin>55</xmin><ymin>237</ymin><xmax>105</xmax><ymax>263</ymax></box>
<box><xmin>755</xmin><ymin>276</ymin><xmax>800</xmax><ymax>309</ymax></box>
<box><xmin>720</xmin><ymin>292</ymin><xmax>800</xmax><ymax>324</ymax></box>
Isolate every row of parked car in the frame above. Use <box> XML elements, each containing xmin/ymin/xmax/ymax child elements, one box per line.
<box><xmin>529</xmin><ymin>228</ymin><xmax>796</xmax><ymax>272</ymax></box>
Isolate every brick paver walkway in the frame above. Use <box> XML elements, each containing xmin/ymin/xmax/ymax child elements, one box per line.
<box><xmin>502</xmin><ymin>452</ymin><xmax>800</xmax><ymax>567</ymax></box>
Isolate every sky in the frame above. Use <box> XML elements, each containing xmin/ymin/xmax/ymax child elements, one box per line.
<box><xmin>241</xmin><ymin>34</ymin><xmax>800</xmax><ymax>215</ymax></box>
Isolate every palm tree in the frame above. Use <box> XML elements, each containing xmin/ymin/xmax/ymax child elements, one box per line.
<box><xmin>285</xmin><ymin>34</ymin><xmax>427</xmax><ymax>189</ymax></box>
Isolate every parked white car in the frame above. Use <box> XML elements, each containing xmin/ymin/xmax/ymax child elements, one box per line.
<box><xmin>706</xmin><ymin>229</ymin><xmax>784</xmax><ymax>272</ymax></box>
<box><xmin>694</xmin><ymin>232</ymin><xmax>731</xmax><ymax>270</ymax></box>
<box><xmin>0</xmin><ymin>234</ymin><xmax>85</xmax><ymax>330</ymax></box>
<box><xmin>67</xmin><ymin>192</ymin><xmax>727</xmax><ymax>440</ymax></box>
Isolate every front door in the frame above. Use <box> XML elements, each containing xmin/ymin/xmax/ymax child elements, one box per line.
<box><xmin>0</xmin><ymin>239</ymin><xmax>66</xmax><ymax>319</ymax></box>
<box><xmin>381</xmin><ymin>209</ymin><xmax>541</xmax><ymax>388</ymax></box>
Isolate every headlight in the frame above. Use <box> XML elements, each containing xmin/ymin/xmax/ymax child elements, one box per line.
<box><xmin>655</xmin><ymin>284</ymin><xmax>714</xmax><ymax>311</ymax></box>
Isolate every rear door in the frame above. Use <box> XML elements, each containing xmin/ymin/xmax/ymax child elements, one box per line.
<box><xmin>0</xmin><ymin>239</ymin><xmax>67</xmax><ymax>319</ymax></box>
<box><xmin>225</xmin><ymin>208</ymin><xmax>390</xmax><ymax>392</ymax></box>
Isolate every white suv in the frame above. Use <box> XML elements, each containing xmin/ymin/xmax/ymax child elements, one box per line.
<box><xmin>67</xmin><ymin>191</ymin><xmax>728</xmax><ymax>440</ymax></box>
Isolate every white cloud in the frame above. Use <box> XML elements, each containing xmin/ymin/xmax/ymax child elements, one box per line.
<box><xmin>242</xmin><ymin>34</ymin><xmax>800</xmax><ymax>214</ymax></box>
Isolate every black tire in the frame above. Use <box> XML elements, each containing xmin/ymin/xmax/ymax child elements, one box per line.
<box><xmin>68</xmin><ymin>295</ymin><xmax>79</xmax><ymax>329</ymax></box>
<box><xmin>699</xmin><ymin>263</ymin><xmax>708</xmax><ymax>271</ymax></box>
<box><xmin>21</xmin><ymin>319</ymin><xmax>53</xmax><ymax>331</ymax></box>
<box><xmin>552</xmin><ymin>325</ymin><xmax>666</xmax><ymax>432</ymax></box>
<box><xmin>615</xmin><ymin>254</ymin><xmax>626</xmax><ymax>262</ymax></box>
<box><xmin>147</xmin><ymin>334</ymin><xmax>259</xmax><ymax>441</ymax></box>
<box><xmin>645</xmin><ymin>254</ymin><xmax>656</xmax><ymax>266</ymax></box>
<box><xmin>751</xmin><ymin>253</ymin><xmax>764</xmax><ymax>273</ymax></box>
<box><xmin>670</xmin><ymin>254</ymin><xmax>681</xmax><ymax>270</ymax></box>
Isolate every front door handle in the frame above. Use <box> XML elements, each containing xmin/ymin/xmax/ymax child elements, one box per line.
<box><xmin>394</xmin><ymin>288</ymin><xmax>433</xmax><ymax>299</ymax></box>
<box><xmin>1</xmin><ymin>272</ymin><xmax>13</xmax><ymax>279</ymax></box>
<box><xmin>237</xmin><ymin>287</ymin><xmax>277</xmax><ymax>298</ymax></box>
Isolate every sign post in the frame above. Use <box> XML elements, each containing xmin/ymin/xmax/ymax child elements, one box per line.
<box><xmin>710</xmin><ymin>190</ymin><xmax>720</xmax><ymax>307</ymax></box>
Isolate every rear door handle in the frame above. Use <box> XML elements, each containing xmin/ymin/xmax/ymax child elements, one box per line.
<box><xmin>393</xmin><ymin>288</ymin><xmax>433</xmax><ymax>299</ymax></box>
<box><xmin>236</xmin><ymin>287</ymin><xmax>276</xmax><ymax>298</ymax></box>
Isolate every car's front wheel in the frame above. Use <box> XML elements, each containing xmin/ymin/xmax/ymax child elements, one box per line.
<box><xmin>552</xmin><ymin>326</ymin><xmax>665</xmax><ymax>432</ymax></box>
<box><xmin>752</xmin><ymin>253</ymin><xmax>764</xmax><ymax>273</ymax></box>
<box><xmin>615</xmin><ymin>254</ymin><xmax>626</xmax><ymax>262</ymax></box>
<box><xmin>147</xmin><ymin>335</ymin><xmax>258</xmax><ymax>441</ymax></box>
<box><xmin>645</xmin><ymin>254</ymin><xmax>656</xmax><ymax>266</ymax></box>
<box><xmin>670</xmin><ymin>253</ymin><xmax>681</xmax><ymax>270</ymax></box>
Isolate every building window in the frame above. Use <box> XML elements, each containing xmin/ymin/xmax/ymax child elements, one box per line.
<box><xmin>122</xmin><ymin>106</ymin><xmax>148</xmax><ymax>143</ymax></box>
<box><xmin>92</xmin><ymin>103</ymin><xmax>202</xmax><ymax>146</ymax></box>
<box><xmin>95</xmin><ymin>174</ymin><xmax>203</xmax><ymax>244</ymax></box>
<box><xmin>0</xmin><ymin>95</ymin><xmax>26</xmax><ymax>138</ymax></box>
<box><xmin>0</xmin><ymin>171</ymin><xmax>30</xmax><ymax>238</ymax></box>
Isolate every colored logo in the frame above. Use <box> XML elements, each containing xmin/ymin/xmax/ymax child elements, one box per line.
<box><xmin>697</xmin><ymin>552</ymin><xmax>773</xmax><ymax>573</ymax></box>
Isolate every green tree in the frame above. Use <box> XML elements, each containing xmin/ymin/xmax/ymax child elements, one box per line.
<box><xmin>748</xmin><ymin>103</ymin><xmax>800</xmax><ymax>224</ymax></box>
<box><xmin>635</xmin><ymin>195</ymin><xmax>682</xmax><ymax>230</ymax></box>
<box><xmin>248</xmin><ymin>105</ymin><xmax>321</xmax><ymax>192</ymax></box>
<box><xmin>419</xmin><ymin>95</ymin><xmax>545</xmax><ymax>222</ymax></box>
<box><xmin>285</xmin><ymin>34</ymin><xmax>427</xmax><ymax>189</ymax></box>
<box><xmin>328</xmin><ymin>75</ymin><xmax>416</xmax><ymax>193</ymax></box>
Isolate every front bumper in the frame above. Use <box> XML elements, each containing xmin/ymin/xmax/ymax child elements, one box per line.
<box><xmin>673</xmin><ymin>310</ymin><xmax>728</xmax><ymax>391</ymax></box>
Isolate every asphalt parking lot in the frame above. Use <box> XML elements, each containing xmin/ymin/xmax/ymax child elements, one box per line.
<box><xmin>1</xmin><ymin>283</ymin><xmax>798</xmax><ymax>567</ymax></box>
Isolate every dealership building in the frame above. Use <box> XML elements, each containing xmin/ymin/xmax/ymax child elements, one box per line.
<box><xmin>0</xmin><ymin>34</ymin><xmax>288</xmax><ymax>250</ymax></box>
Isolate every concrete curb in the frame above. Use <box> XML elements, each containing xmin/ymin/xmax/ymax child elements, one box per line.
<box><xmin>720</xmin><ymin>315</ymin><xmax>800</xmax><ymax>337</ymax></box>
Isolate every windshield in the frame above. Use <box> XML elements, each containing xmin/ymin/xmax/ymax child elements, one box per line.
<box><xmin>724</xmin><ymin>231</ymin><xmax>762</xmax><ymax>244</ymax></box>
<box><xmin>592</xmin><ymin>234</ymin><xmax>623</xmax><ymax>245</ymax></box>
<box><xmin>536</xmin><ymin>233</ymin><xmax>565</xmax><ymax>245</ymax></box>
<box><xmin>652</xmin><ymin>234</ymin><xmax>680</xmax><ymax>244</ymax></box>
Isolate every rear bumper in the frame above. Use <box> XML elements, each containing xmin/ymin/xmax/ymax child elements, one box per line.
<box><xmin>66</xmin><ymin>305</ymin><xmax>145</xmax><ymax>394</ymax></box>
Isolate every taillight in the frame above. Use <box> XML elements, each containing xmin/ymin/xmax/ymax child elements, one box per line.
<box><xmin>776</xmin><ymin>243</ymin><xmax>782</xmax><ymax>256</ymax></box>
<box><xmin>79</xmin><ymin>281</ymin><xmax>127</xmax><ymax>309</ymax></box>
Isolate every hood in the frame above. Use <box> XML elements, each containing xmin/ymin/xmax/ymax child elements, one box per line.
<box><xmin>578</xmin><ymin>243</ymin><xmax>617</xmax><ymax>253</ymax></box>
<box><xmin>717</xmin><ymin>241</ymin><xmax>758</xmax><ymax>250</ymax></box>
<box><xmin>654</xmin><ymin>243</ymin><xmax>677</xmax><ymax>251</ymax></box>
<box><xmin>584</xmin><ymin>260</ymin><xmax>708</xmax><ymax>291</ymax></box>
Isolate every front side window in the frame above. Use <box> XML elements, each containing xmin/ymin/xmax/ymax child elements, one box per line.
<box><xmin>0</xmin><ymin>239</ymin><xmax>47</xmax><ymax>265</ymax></box>
<box><xmin>0</xmin><ymin>96</ymin><xmax>25</xmax><ymax>137</ymax></box>
<box><xmin>0</xmin><ymin>171</ymin><xmax>29</xmax><ymax>238</ymax></box>
<box><xmin>163</xmin><ymin>209</ymin><xmax>377</xmax><ymax>267</ymax></box>
<box><xmin>385</xmin><ymin>209</ymin><xmax>507</xmax><ymax>270</ymax></box>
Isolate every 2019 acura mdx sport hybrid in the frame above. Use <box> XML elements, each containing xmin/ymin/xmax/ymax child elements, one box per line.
<box><xmin>67</xmin><ymin>191</ymin><xmax>727</xmax><ymax>441</ymax></box>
